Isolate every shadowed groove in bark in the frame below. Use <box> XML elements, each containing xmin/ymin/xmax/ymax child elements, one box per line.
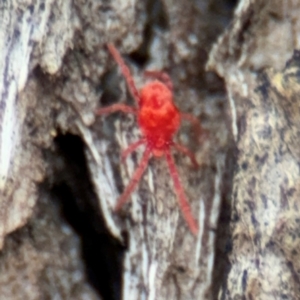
<box><xmin>129</xmin><ymin>0</ymin><xmax>169</xmax><ymax>67</ymax></box>
<box><xmin>100</xmin><ymin>67</ymin><xmax>127</xmax><ymax>110</ymax></box>
<box><xmin>212</xmin><ymin>142</ymin><xmax>236</xmax><ymax>300</ymax></box>
<box><xmin>45</xmin><ymin>134</ymin><xmax>125</xmax><ymax>300</ymax></box>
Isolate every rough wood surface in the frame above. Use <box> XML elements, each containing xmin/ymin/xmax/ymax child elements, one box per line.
<box><xmin>3</xmin><ymin>0</ymin><xmax>300</xmax><ymax>299</ymax></box>
<box><xmin>207</xmin><ymin>0</ymin><xmax>300</xmax><ymax>299</ymax></box>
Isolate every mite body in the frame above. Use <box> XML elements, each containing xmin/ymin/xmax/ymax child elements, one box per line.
<box><xmin>97</xmin><ymin>43</ymin><xmax>201</xmax><ymax>235</ymax></box>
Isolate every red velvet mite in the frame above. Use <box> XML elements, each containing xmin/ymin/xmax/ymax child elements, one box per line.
<box><xmin>96</xmin><ymin>43</ymin><xmax>201</xmax><ymax>235</ymax></box>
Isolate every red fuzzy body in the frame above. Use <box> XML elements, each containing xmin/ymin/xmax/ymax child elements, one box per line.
<box><xmin>96</xmin><ymin>43</ymin><xmax>202</xmax><ymax>235</ymax></box>
<box><xmin>138</xmin><ymin>81</ymin><xmax>180</xmax><ymax>156</ymax></box>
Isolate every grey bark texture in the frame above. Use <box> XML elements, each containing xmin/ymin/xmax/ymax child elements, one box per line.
<box><xmin>207</xmin><ymin>0</ymin><xmax>300</xmax><ymax>299</ymax></box>
<box><xmin>1</xmin><ymin>0</ymin><xmax>299</xmax><ymax>299</ymax></box>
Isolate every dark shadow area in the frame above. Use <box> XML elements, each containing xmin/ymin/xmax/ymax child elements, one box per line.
<box><xmin>100</xmin><ymin>69</ymin><xmax>123</xmax><ymax>107</ymax></box>
<box><xmin>207</xmin><ymin>0</ymin><xmax>239</xmax><ymax>298</ymax></box>
<box><xmin>211</xmin><ymin>143</ymin><xmax>236</xmax><ymax>300</ymax></box>
<box><xmin>44</xmin><ymin>133</ymin><xmax>124</xmax><ymax>300</ymax></box>
<box><xmin>129</xmin><ymin>0</ymin><xmax>169</xmax><ymax>67</ymax></box>
<box><xmin>211</xmin><ymin>0</ymin><xmax>239</xmax><ymax>11</ymax></box>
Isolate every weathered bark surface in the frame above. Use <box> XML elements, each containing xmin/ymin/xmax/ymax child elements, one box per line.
<box><xmin>207</xmin><ymin>0</ymin><xmax>300</xmax><ymax>299</ymax></box>
<box><xmin>3</xmin><ymin>0</ymin><xmax>300</xmax><ymax>299</ymax></box>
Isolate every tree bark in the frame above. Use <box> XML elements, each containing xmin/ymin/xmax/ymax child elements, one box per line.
<box><xmin>2</xmin><ymin>0</ymin><xmax>299</xmax><ymax>299</ymax></box>
<box><xmin>208</xmin><ymin>0</ymin><xmax>300</xmax><ymax>299</ymax></box>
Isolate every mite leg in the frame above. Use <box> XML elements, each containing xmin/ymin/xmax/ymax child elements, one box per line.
<box><xmin>96</xmin><ymin>103</ymin><xmax>136</xmax><ymax>115</ymax></box>
<box><xmin>143</xmin><ymin>71</ymin><xmax>173</xmax><ymax>92</ymax></box>
<box><xmin>121</xmin><ymin>139</ymin><xmax>145</xmax><ymax>163</ymax></box>
<box><xmin>115</xmin><ymin>146</ymin><xmax>152</xmax><ymax>211</ymax></box>
<box><xmin>107</xmin><ymin>43</ymin><xmax>140</xmax><ymax>105</ymax></box>
<box><xmin>165</xmin><ymin>148</ymin><xmax>198</xmax><ymax>235</ymax></box>
<box><xmin>171</xmin><ymin>142</ymin><xmax>199</xmax><ymax>168</ymax></box>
